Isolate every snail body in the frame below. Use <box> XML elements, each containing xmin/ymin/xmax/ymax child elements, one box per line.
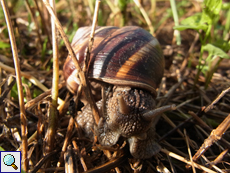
<box><xmin>64</xmin><ymin>26</ymin><xmax>174</xmax><ymax>159</ymax></box>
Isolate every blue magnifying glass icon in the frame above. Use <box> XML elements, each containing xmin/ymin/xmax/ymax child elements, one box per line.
<box><xmin>3</xmin><ymin>154</ymin><xmax>18</xmax><ymax>170</ymax></box>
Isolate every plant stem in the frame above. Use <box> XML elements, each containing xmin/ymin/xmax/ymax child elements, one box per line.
<box><xmin>170</xmin><ymin>0</ymin><xmax>181</xmax><ymax>45</ymax></box>
<box><xmin>43</xmin><ymin>0</ymin><xmax>58</xmax><ymax>163</ymax></box>
<box><xmin>194</xmin><ymin>44</ymin><xmax>204</xmax><ymax>86</ymax></box>
<box><xmin>194</xmin><ymin>22</ymin><xmax>212</xmax><ymax>86</ymax></box>
<box><xmin>224</xmin><ymin>8</ymin><xmax>230</xmax><ymax>40</ymax></box>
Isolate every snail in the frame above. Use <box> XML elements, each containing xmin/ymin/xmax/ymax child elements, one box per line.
<box><xmin>63</xmin><ymin>26</ymin><xmax>175</xmax><ymax>159</ymax></box>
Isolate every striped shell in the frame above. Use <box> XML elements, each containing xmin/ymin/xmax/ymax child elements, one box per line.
<box><xmin>63</xmin><ymin>26</ymin><xmax>164</xmax><ymax>96</ymax></box>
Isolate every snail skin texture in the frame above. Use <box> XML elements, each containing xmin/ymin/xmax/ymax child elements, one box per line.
<box><xmin>64</xmin><ymin>26</ymin><xmax>172</xmax><ymax>159</ymax></box>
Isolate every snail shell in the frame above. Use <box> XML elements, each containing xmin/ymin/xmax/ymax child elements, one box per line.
<box><xmin>63</xmin><ymin>26</ymin><xmax>173</xmax><ymax>159</ymax></box>
<box><xmin>63</xmin><ymin>26</ymin><xmax>164</xmax><ymax>97</ymax></box>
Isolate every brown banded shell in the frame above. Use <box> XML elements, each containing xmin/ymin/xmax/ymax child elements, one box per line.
<box><xmin>63</xmin><ymin>26</ymin><xmax>164</xmax><ymax>96</ymax></box>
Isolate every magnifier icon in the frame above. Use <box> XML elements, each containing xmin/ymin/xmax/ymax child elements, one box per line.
<box><xmin>3</xmin><ymin>154</ymin><xmax>18</xmax><ymax>170</ymax></box>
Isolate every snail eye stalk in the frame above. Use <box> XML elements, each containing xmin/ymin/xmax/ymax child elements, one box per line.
<box><xmin>118</xmin><ymin>95</ymin><xmax>130</xmax><ymax>115</ymax></box>
<box><xmin>143</xmin><ymin>104</ymin><xmax>176</xmax><ymax>121</ymax></box>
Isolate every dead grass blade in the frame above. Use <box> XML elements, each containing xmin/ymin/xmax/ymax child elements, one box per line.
<box><xmin>25</xmin><ymin>0</ymin><xmax>43</xmax><ymax>49</ymax></box>
<box><xmin>0</xmin><ymin>0</ymin><xmax>28</xmax><ymax>171</ymax></box>
<box><xmin>0</xmin><ymin>62</ymin><xmax>49</xmax><ymax>91</ymax></box>
<box><xmin>161</xmin><ymin>148</ymin><xmax>217</xmax><ymax>173</ymax></box>
<box><xmin>184</xmin><ymin>129</ymin><xmax>196</xmax><ymax>173</ymax></box>
<box><xmin>0</xmin><ymin>76</ymin><xmax>15</xmax><ymax>104</ymax></box>
<box><xmin>200</xmin><ymin>155</ymin><xmax>223</xmax><ymax>173</ymax></box>
<box><xmin>204</xmin><ymin>87</ymin><xmax>230</xmax><ymax>113</ymax></box>
<box><xmin>210</xmin><ymin>149</ymin><xmax>229</xmax><ymax>167</ymax></box>
<box><xmin>43</xmin><ymin>0</ymin><xmax>59</xmax><ymax>167</ymax></box>
<box><xmin>83</xmin><ymin>0</ymin><xmax>101</xmax><ymax>73</ymax></box>
<box><xmin>42</xmin><ymin>0</ymin><xmax>100</xmax><ymax>125</ymax></box>
<box><xmin>0</xmin><ymin>62</ymin><xmax>65</xmax><ymax>107</ymax></box>
<box><xmin>133</xmin><ymin>0</ymin><xmax>154</xmax><ymax>35</ymax></box>
<box><xmin>64</xmin><ymin>145</ymin><xmax>75</xmax><ymax>173</ymax></box>
<box><xmin>83</xmin><ymin>153</ymin><xmax>127</xmax><ymax>173</ymax></box>
<box><xmin>72</xmin><ymin>140</ymin><xmax>88</xmax><ymax>172</ymax></box>
<box><xmin>56</xmin><ymin>117</ymin><xmax>75</xmax><ymax>171</ymax></box>
<box><xmin>33</xmin><ymin>0</ymin><xmax>52</xmax><ymax>47</ymax></box>
<box><xmin>25</xmin><ymin>82</ymin><xmax>65</xmax><ymax>109</ymax></box>
<box><xmin>30</xmin><ymin>150</ymin><xmax>57</xmax><ymax>173</ymax></box>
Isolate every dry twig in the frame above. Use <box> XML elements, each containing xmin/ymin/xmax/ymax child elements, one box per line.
<box><xmin>192</xmin><ymin>113</ymin><xmax>230</xmax><ymax>162</ymax></box>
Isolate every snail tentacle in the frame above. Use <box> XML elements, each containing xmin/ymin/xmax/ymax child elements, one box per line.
<box><xmin>143</xmin><ymin>104</ymin><xmax>176</xmax><ymax>121</ymax></box>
